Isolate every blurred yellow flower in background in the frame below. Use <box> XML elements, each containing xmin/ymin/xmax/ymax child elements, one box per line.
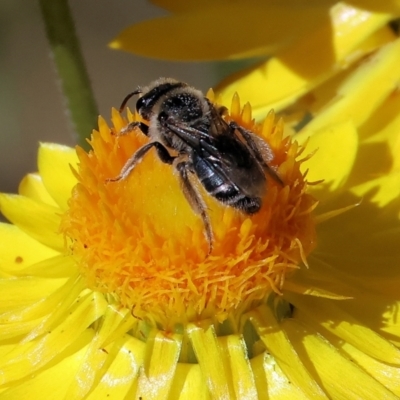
<box><xmin>0</xmin><ymin>1</ymin><xmax>400</xmax><ymax>398</ymax></box>
<box><xmin>111</xmin><ymin>1</ymin><xmax>399</xmax><ymax>61</ymax></box>
<box><xmin>112</xmin><ymin>2</ymin><xmax>400</xmax><ymax>118</ymax></box>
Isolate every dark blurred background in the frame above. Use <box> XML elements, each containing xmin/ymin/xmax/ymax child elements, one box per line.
<box><xmin>0</xmin><ymin>0</ymin><xmax>216</xmax><ymax>193</ymax></box>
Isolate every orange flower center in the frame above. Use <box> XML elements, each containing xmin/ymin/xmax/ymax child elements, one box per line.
<box><xmin>61</xmin><ymin>94</ymin><xmax>317</xmax><ymax>327</ymax></box>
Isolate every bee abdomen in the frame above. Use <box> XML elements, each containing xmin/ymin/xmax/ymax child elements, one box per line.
<box><xmin>193</xmin><ymin>154</ymin><xmax>261</xmax><ymax>214</ymax></box>
<box><xmin>194</xmin><ymin>154</ymin><xmax>234</xmax><ymax>195</ymax></box>
<box><xmin>215</xmin><ymin>189</ymin><xmax>261</xmax><ymax>214</ymax></box>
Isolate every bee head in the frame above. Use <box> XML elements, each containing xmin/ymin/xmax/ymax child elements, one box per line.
<box><xmin>136</xmin><ymin>80</ymin><xmax>186</xmax><ymax>120</ymax></box>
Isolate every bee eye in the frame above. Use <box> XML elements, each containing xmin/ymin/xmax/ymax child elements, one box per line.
<box><xmin>136</xmin><ymin>96</ymin><xmax>146</xmax><ymax>112</ymax></box>
<box><xmin>136</xmin><ymin>96</ymin><xmax>154</xmax><ymax>120</ymax></box>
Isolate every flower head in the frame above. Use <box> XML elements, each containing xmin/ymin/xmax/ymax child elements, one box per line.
<box><xmin>60</xmin><ymin>94</ymin><xmax>316</xmax><ymax>329</ymax></box>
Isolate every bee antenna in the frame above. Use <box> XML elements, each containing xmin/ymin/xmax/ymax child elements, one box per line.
<box><xmin>119</xmin><ymin>87</ymin><xmax>143</xmax><ymax>113</ymax></box>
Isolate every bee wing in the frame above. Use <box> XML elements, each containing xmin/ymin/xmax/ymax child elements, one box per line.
<box><xmin>228</xmin><ymin>122</ymin><xmax>283</xmax><ymax>186</ymax></box>
<box><xmin>164</xmin><ymin>116</ymin><xmax>222</xmax><ymax>157</ymax></box>
<box><xmin>165</xmin><ymin>116</ymin><xmax>267</xmax><ymax>197</ymax></box>
<box><xmin>165</xmin><ymin>111</ymin><xmax>281</xmax><ymax>195</ymax></box>
<box><xmin>210</xmin><ymin>126</ymin><xmax>270</xmax><ymax>195</ymax></box>
<box><xmin>204</xmin><ymin>111</ymin><xmax>280</xmax><ymax>181</ymax></box>
<box><xmin>205</xmin><ymin>117</ymin><xmax>284</xmax><ymax>191</ymax></box>
<box><xmin>206</xmin><ymin>106</ymin><xmax>278</xmax><ymax>174</ymax></box>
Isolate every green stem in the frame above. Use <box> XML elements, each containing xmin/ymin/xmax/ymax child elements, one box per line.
<box><xmin>39</xmin><ymin>0</ymin><xmax>98</xmax><ymax>149</ymax></box>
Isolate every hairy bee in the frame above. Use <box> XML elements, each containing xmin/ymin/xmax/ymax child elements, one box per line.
<box><xmin>108</xmin><ymin>78</ymin><xmax>282</xmax><ymax>252</ymax></box>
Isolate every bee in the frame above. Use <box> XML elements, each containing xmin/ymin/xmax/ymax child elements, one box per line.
<box><xmin>108</xmin><ymin>78</ymin><xmax>282</xmax><ymax>252</ymax></box>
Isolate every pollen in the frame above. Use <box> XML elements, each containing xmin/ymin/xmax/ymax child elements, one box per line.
<box><xmin>61</xmin><ymin>95</ymin><xmax>317</xmax><ymax>327</ymax></box>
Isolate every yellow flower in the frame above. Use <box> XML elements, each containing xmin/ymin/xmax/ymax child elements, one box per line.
<box><xmin>1</xmin><ymin>72</ymin><xmax>400</xmax><ymax>399</ymax></box>
<box><xmin>215</xmin><ymin>6</ymin><xmax>400</xmax><ymax>119</ymax></box>
<box><xmin>60</xmin><ymin>104</ymin><xmax>316</xmax><ymax>328</ymax></box>
<box><xmin>112</xmin><ymin>2</ymin><xmax>399</xmax><ymax>122</ymax></box>
<box><xmin>111</xmin><ymin>1</ymin><xmax>399</xmax><ymax>61</ymax></box>
<box><xmin>1</xmin><ymin>40</ymin><xmax>400</xmax><ymax>400</ymax></box>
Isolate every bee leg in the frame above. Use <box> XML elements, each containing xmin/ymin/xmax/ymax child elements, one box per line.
<box><xmin>175</xmin><ymin>161</ymin><xmax>213</xmax><ymax>254</ymax></box>
<box><xmin>154</xmin><ymin>143</ymin><xmax>176</xmax><ymax>165</ymax></box>
<box><xmin>106</xmin><ymin>142</ymin><xmax>173</xmax><ymax>182</ymax></box>
<box><xmin>120</xmin><ymin>121</ymin><xmax>149</xmax><ymax>136</ymax></box>
<box><xmin>217</xmin><ymin>105</ymin><xmax>228</xmax><ymax>116</ymax></box>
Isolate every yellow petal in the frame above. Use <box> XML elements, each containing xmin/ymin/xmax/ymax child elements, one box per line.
<box><xmin>18</xmin><ymin>173</ymin><xmax>58</xmax><ymax>207</ymax></box>
<box><xmin>250</xmin><ymin>352</ymin><xmax>311</xmax><ymax>399</ymax></box>
<box><xmin>347</xmin><ymin>0</ymin><xmax>400</xmax><ymax>13</ymax></box>
<box><xmin>381</xmin><ymin>303</ymin><xmax>400</xmax><ymax>347</ymax></box>
<box><xmin>344</xmin><ymin>95</ymin><xmax>400</xmax><ymax>189</ymax></box>
<box><xmin>358</xmin><ymin>89</ymin><xmax>400</xmax><ymax>171</ymax></box>
<box><xmin>64</xmin><ymin>305</ymin><xmax>134</xmax><ymax>398</ymax></box>
<box><xmin>248</xmin><ymin>305</ymin><xmax>328</xmax><ymax>399</ymax></box>
<box><xmin>0</xmin><ymin>274</ymin><xmax>81</xmax><ymax>322</ymax></box>
<box><xmin>284</xmin><ymin>318</ymin><xmax>399</xmax><ymax>400</ymax></box>
<box><xmin>91</xmin><ymin>304</ymin><xmax>136</xmax><ymax>349</ymax></box>
<box><xmin>358</xmin><ymin>275</ymin><xmax>400</xmax><ymax>299</ymax></box>
<box><xmin>0</xmin><ymin>291</ymin><xmax>107</xmax><ymax>384</ymax></box>
<box><xmin>300</xmin><ymin>38</ymin><xmax>400</xmax><ymax>135</ymax></box>
<box><xmin>136</xmin><ymin>330</ymin><xmax>182</xmax><ymax>398</ymax></box>
<box><xmin>284</xmin><ymin>279</ymin><xmax>353</xmax><ymax>300</ymax></box>
<box><xmin>0</xmin><ymin>276</ymin><xmax>67</xmax><ymax>314</ymax></box>
<box><xmin>0</xmin><ymin>223</ymin><xmax>59</xmax><ymax>275</ymax></box>
<box><xmin>0</xmin><ymin>274</ymin><xmax>82</xmax><ymax>339</ymax></box>
<box><xmin>299</xmin><ymin>120</ymin><xmax>359</xmax><ymax>197</ymax></box>
<box><xmin>288</xmin><ymin>255</ymin><xmax>359</xmax><ymax>299</ymax></box>
<box><xmin>316</xmin><ymin>229</ymin><xmax>400</xmax><ymax>281</ymax></box>
<box><xmin>329</xmin><ymin>336</ymin><xmax>400</xmax><ymax>396</ymax></box>
<box><xmin>314</xmin><ymin>174</ymin><xmax>400</xmax><ymax>278</ymax></box>
<box><xmin>220</xmin><ymin>334</ymin><xmax>258</xmax><ymax>398</ymax></box>
<box><xmin>11</xmin><ymin>254</ymin><xmax>77</xmax><ymax>279</ymax></box>
<box><xmin>287</xmin><ymin>293</ymin><xmax>400</xmax><ymax>365</ymax></box>
<box><xmin>85</xmin><ymin>335</ymin><xmax>146</xmax><ymax>399</ymax></box>
<box><xmin>168</xmin><ymin>364</ymin><xmax>206</xmax><ymax>399</ymax></box>
<box><xmin>0</xmin><ymin>330</ymin><xmax>94</xmax><ymax>399</ymax></box>
<box><xmin>0</xmin><ymin>194</ymin><xmax>64</xmax><ymax>252</ymax></box>
<box><xmin>351</xmin><ymin>171</ymin><xmax>400</xmax><ymax>207</ymax></box>
<box><xmin>111</xmin><ymin>2</ymin><xmax>330</xmax><ymax>60</ymax></box>
<box><xmin>0</xmin><ymin>318</ymin><xmax>42</xmax><ymax>342</ymax></box>
<box><xmin>38</xmin><ymin>143</ymin><xmax>79</xmax><ymax>211</ymax></box>
<box><xmin>187</xmin><ymin>322</ymin><xmax>232</xmax><ymax>397</ymax></box>
<box><xmin>216</xmin><ymin>7</ymin><xmax>393</xmax><ymax>118</ymax></box>
<box><xmin>21</xmin><ymin>276</ymin><xmax>86</xmax><ymax>342</ymax></box>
